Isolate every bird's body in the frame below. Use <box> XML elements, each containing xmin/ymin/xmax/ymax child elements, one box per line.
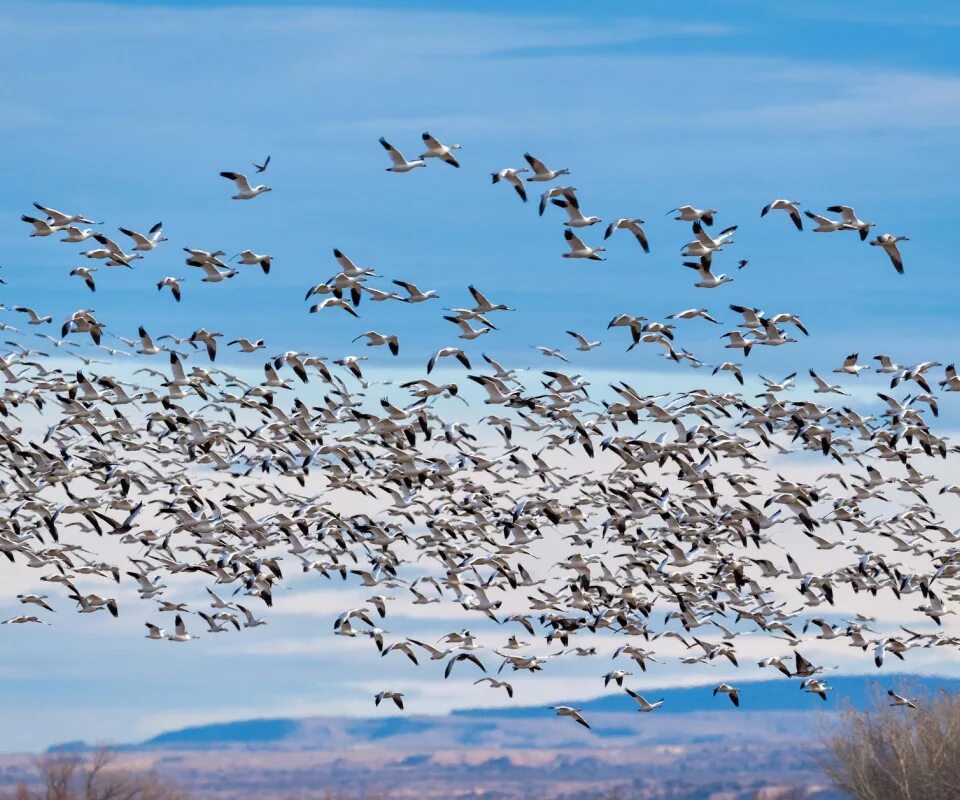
<box><xmin>220</xmin><ymin>171</ymin><xmax>272</xmax><ymax>199</ymax></box>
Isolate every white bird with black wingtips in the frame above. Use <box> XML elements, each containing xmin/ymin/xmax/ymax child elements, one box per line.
<box><xmin>379</xmin><ymin>137</ymin><xmax>426</xmax><ymax>172</ymax></box>
<box><xmin>220</xmin><ymin>171</ymin><xmax>271</xmax><ymax>199</ymax></box>
<box><xmin>563</xmin><ymin>229</ymin><xmax>605</xmax><ymax>261</ymax></box>
<box><xmin>761</xmin><ymin>200</ymin><xmax>803</xmax><ymax>231</ymax></box>
<box><xmin>420</xmin><ymin>132</ymin><xmax>461</xmax><ymax>167</ymax></box>
<box><xmin>604</xmin><ymin>218</ymin><xmax>649</xmax><ymax>252</ymax></box>
<box><xmin>492</xmin><ymin>168</ymin><xmax>528</xmax><ymax>202</ymax></box>
<box><xmin>869</xmin><ymin>234</ymin><xmax>909</xmax><ymax>274</ymax></box>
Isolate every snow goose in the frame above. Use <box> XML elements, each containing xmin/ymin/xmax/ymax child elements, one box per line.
<box><xmin>427</xmin><ymin>347</ymin><xmax>470</xmax><ymax>373</ymax></box>
<box><xmin>310</xmin><ymin>297</ymin><xmax>359</xmax><ymax>317</ymax></box>
<box><xmin>467</xmin><ymin>285</ymin><xmax>512</xmax><ymax>313</ymax></box>
<box><xmin>832</xmin><ymin>353</ymin><xmax>868</xmax><ymax>376</ymax></box>
<box><xmin>682</xmin><ymin>260</ymin><xmax>732</xmax><ymax>288</ymax></box>
<box><xmin>144</xmin><ymin>623</ymin><xmax>165</xmax><ymax>640</ymax></box>
<box><xmin>534</xmin><ymin>345</ymin><xmax>569</xmax><ymax>362</ymax></box>
<box><xmin>444</xmin><ymin>315</ymin><xmax>491</xmax><ymax>340</ymax></box>
<box><xmin>754</xmin><ymin>318</ymin><xmax>797</xmax><ymax>347</ymax></box>
<box><xmin>566</xmin><ymin>331</ymin><xmax>601</xmax><ymax>351</ymax></box>
<box><xmin>87</xmin><ymin>233</ymin><xmax>141</xmax><ymax>266</ymax></box>
<box><xmin>539</xmin><ymin>185</ymin><xmax>577</xmax><ymax>215</ymax></box>
<box><xmin>892</xmin><ymin>360</ymin><xmax>941</xmax><ymax>392</ymax></box>
<box><xmin>562</xmin><ymin>229</ymin><xmax>605</xmax><ymax>260</ymax></box>
<box><xmin>668</xmin><ymin>205</ymin><xmax>716</xmax><ymax>225</ymax></box>
<box><xmin>469</xmin><ymin>375</ymin><xmax>519</xmax><ymax>405</ymax></box>
<box><xmin>420</xmin><ymin>132</ymin><xmax>461</xmax><ymax>167</ymax></box>
<box><xmin>474</xmin><ymin>677</ymin><xmax>513</xmax><ymax>697</ymax></box>
<box><xmin>136</xmin><ymin>326</ymin><xmax>164</xmax><ymax>356</ymax></box>
<box><xmin>332</xmin><ymin>248</ymin><xmax>377</xmax><ymax>278</ymax></box>
<box><xmin>190</xmin><ymin>328</ymin><xmax>222</xmax><ymax>360</ymax></box>
<box><xmin>548</xmin><ymin>706</ymin><xmax>590</xmax><ymax>728</ymax></box>
<box><xmin>184</xmin><ymin>248</ymin><xmax>229</xmax><ymax>268</ymax></box>
<box><xmin>551</xmin><ymin>197</ymin><xmax>600</xmax><ymax>228</ymax></box>
<box><xmin>237</xmin><ymin>604</ymin><xmax>266</xmax><ymax>628</ymax></box>
<box><xmin>769</xmin><ymin>312</ymin><xmax>809</xmax><ymax>336</ymax></box>
<box><xmin>809</xmin><ymin>370</ymin><xmax>849</xmax><ymax>395</ymax></box>
<box><xmin>363</xmin><ymin>286</ymin><xmax>401</xmax><ymax>302</ymax></box>
<box><xmin>393</xmin><ymin>280</ymin><xmax>438</xmax><ymax>302</ymax></box>
<box><xmin>375</xmin><ymin>691</ymin><xmax>405</xmax><ymax>709</ymax></box>
<box><xmin>713</xmin><ymin>683</ymin><xmax>740</xmax><ymax>707</ymax></box>
<box><xmin>60</xmin><ymin>226</ymin><xmax>96</xmax><ymax>243</ymax></box>
<box><xmin>232</xmin><ymin>250</ymin><xmax>273</xmax><ymax>274</ymax></box>
<box><xmin>761</xmin><ymin>199</ymin><xmax>802</xmax><ymax>230</ymax></box>
<box><xmin>757</xmin><ymin>656</ymin><xmax>792</xmax><ymax>677</ymax></box>
<box><xmin>17</xmin><ymin>594</ymin><xmax>54</xmax><ymax>612</ymax></box>
<box><xmin>667</xmin><ymin>308</ymin><xmax>719</xmax><ymax>324</ymax></box>
<box><xmin>759</xmin><ymin>372</ymin><xmax>796</xmax><ymax>392</ymax></box>
<box><xmin>198</xmin><ymin>611</ymin><xmax>236</xmax><ymax>633</ymax></box>
<box><xmin>801</xmin><ymin>679</ymin><xmax>831</xmax><ymax>701</ymax></box>
<box><xmin>523</xmin><ymin>152</ymin><xmax>569</xmax><ymax>182</ymax></box>
<box><xmin>228</xmin><ymin>337</ymin><xmax>265</xmax><ymax>353</ymax></box>
<box><xmin>118</xmin><ymin>222</ymin><xmax>167</xmax><ymax>251</ymax></box>
<box><xmin>193</xmin><ymin>261</ymin><xmax>238</xmax><ymax>283</ymax></box>
<box><xmin>728</xmin><ymin>304</ymin><xmax>764</xmax><ymax>330</ymax></box>
<box><xmin>827</xmin><ymin>205</ymin><xmax>875</xmax><ymax>240</ymax></box>
<box><xmin>379</xmin><ymin>137</ymin><xmax>425</xmax><ymax>172</ymax></box>
<box><xmin>220</xmin><ymin>171</ymin><xmax>272</xmax><ymax>199</ymax></box>
<box><xmin>939</xmin><ymin>364</ymin><xmax>960</xmax><ymax>391</ymax></box>
<box><xmin>13</xmin><ymin>306</ymin><xmax>52</xmax><ymax>325</ymax></box>
<box><xmin>804</xmin><ymin>210</ymin><xmax>853</xmax><ymax>233</ymax></box>
<box><xmin>444</xmin><ymin>651</ymin><xmax>487</xmax><ymax>678</ymax></box>
<box><xmin>21</xmin><ymin>215</ymin><xmax>60</xmax><ymax>237</ymax></box>
<box><xmin>157</xmin><ymin>276</ymin><xmax>184</xmax><ymax>302</ymax></box>
<box><xmin>687</xmin><ymin>222</ymin><xmax>736</xmax><ymax>253</ymax></box>
<box><xmin>603</xmin><ymin>669</ymin><xmax>632</xmax><ymax>687</ymax></box>
<box><xmin>33</xmin><ymin>202</ymin><xmax>99</xmax><ymax>227</ymax></box>
<box><xmin>604</xmin><ymin>218</ymin><xmax>649</xmax><ymax>252</ymax></box>
<box><xmin>713</xmin><ymin>361</ymin><xmax>745</xmax><ymax>383</ymax></box>
<box><xmin>69</xmin><ymin>267</ymin><xmax>96</xmax><ymax>292</ymax></box>
<box><xmin>353</xmin><ymin>331</ymin><xmax>399</xmax><ymax>356</ymax></box>
<box><xmin>887</xmin><ymin>689</ymin><xmax>918</xmax><ymax>709</ymax></box>
<box><xmin>874</xmin><ymin>354</ymin><xmax>901</xmax><ymax>374</ymax></box>
<box><xmin>625</xmin><ymin>688</ymin><xmax>663</xmax><ymax>712</ymax></box>
<box><xmin>491</xmin><ymin>168</ymin><xmax>528</xmax><ymax>202</ymax></box>
<box><xmin>869</xmin><ymin>234</ymin><xmax>909</xmax><ymax>274</ymax></box>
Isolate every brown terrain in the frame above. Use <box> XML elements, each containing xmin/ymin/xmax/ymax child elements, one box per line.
<box><xmin>0</xmin><ymin>708</ymin><xmax>844</xmax><ymax>799</ymax></box>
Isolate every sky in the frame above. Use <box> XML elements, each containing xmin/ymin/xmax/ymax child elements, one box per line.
<box><xmin>2</xmin><ymin>0</ymin><xmax>960</xmax><ymax>751</ymax></box>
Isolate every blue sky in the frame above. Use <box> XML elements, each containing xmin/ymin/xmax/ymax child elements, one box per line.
<box><xmin>2</xmin><ymin>0</ymin><xmax>960</xmax><ymax>751</ymax></box>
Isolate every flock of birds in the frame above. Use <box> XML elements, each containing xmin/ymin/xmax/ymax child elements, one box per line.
<box><xmin>2</xmin><ymin>130</ymin><xmax>945</xmax><ymax>729</ymax></box>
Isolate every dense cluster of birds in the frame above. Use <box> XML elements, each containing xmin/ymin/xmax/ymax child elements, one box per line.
<box><xmin>3</xmin><ymin>131</ymin><xmax>942</xmax><ymax>729</ymax></box>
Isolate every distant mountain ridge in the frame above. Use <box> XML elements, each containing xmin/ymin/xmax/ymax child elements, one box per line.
<box><xmin>47</xmin><ymin>673</ymin><xmax>960</xmax><ymax>754</ymax></box>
